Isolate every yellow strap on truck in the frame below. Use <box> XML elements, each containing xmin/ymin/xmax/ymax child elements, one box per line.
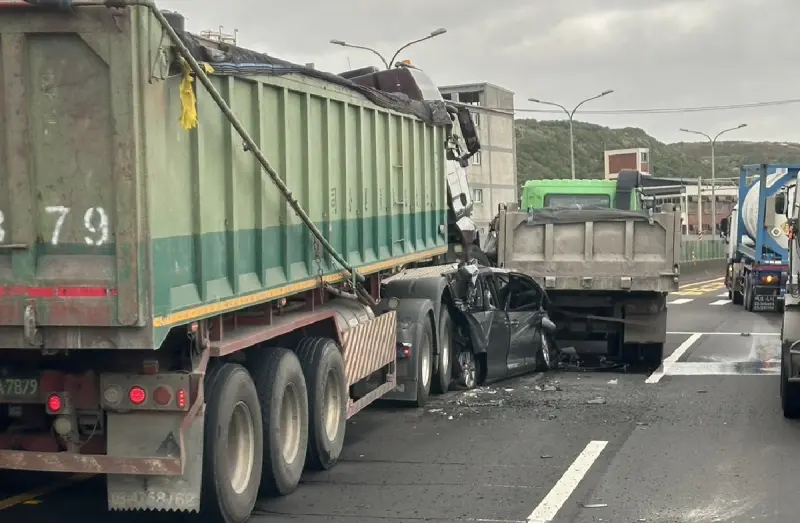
<box><xmin>179</xmin><ymin>60</ymin><xmax>214</xmax><ymax>130</ymax></box>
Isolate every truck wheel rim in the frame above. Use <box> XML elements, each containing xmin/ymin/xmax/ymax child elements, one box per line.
<box><xmin>228</xmin><ymin>400</ymin><xmax>255</xmax><ymax>494</ymax></box>
<box><xmin>421</xmin><ymin>331</ymin><xmax>432</xmax><ymax>389</ymax></box>
<box><xmin>323</xmin><ymin>368</ymin><xmax>342</xmax><ymax>441</ymax></box>
<box><xmin>440</xmin><ymin>317</ymin><xmax>451</xmax><ymax>378</ymax></box>
<box><xmin>281</xmin><ymin>384</ymin><xmax>302</xmax><ymax>464</ymax></box>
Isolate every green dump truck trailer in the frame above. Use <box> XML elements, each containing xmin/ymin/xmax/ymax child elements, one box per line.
<box><xmin>0</xmin><ymin>2</ymin><xmax>485</xmax><ymax>521</ymax></box>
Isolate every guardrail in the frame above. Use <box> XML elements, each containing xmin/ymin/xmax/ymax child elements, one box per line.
<box><xmin>680</xmin><ymin>239</ymin><xmax>726</xmax><ymax>263</ymax></box>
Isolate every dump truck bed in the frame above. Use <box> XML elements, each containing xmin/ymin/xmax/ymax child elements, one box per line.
<box><xmin>0</xmin><ymin>6</ymin><xmax>447</xmax><ymax>351</ymax></box>
<box><xmin>495</xmin><ymin>205</ymin><xmax>681</xmax><ymax>292</ymax></box>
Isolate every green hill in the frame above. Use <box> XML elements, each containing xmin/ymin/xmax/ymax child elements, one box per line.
<box><xmin>515</xmin><ymin>119</ymin><xmax>800</xmax><ymax>183</ymax></box>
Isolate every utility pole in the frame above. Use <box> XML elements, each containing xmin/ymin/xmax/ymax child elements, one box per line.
<box><xmin>528</xmin><ymin>91</ymin><xmax>614</xmax><ymax>180</ymax></box>
<box><xmin>679</xmin><ymin>124</ymin><xmax>747</xmax><ymax>237</ymax></box>
<box><xmin>330</xmin><ymin>28</ymin><xmax>447</xmax><ymax>70</ymax></box>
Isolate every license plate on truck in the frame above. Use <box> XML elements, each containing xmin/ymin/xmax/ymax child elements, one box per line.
<box><xmin>0</xmin><ymin>375</ymin><xmax>39</xmax><ymax>402</ymax></box>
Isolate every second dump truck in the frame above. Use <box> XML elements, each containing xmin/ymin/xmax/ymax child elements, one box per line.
<box><xmin>0</xmin><ymin>2</ymin><xmax>500</xmax><ymax>522</ymax></box>
<box><xmin>486</xmin><ymin>171</ymin><xmax>681</xmax><ymax>366</ymax></box>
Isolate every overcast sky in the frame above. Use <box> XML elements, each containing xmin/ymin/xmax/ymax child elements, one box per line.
<box><xmin>160</xmin><ymin>0</ymin><xmax>800</xmax><ymax>144</ymax></box>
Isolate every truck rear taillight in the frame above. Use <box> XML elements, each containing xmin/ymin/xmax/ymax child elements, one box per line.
<box><xmin>176</xmin><ymin>388</ymin><xmax>187</xmax><ymax>409</ymax></box>
<box><xmin>100</xmin><ymin>373</ymin><xmax>191</xmax><ymax>412</ymax></box>
<box><xmin>153</xmin><ymin>386</ymin><xmax>172</xmax><ymax>406</ymax></box>
<box><xmin>128</xmin><ymin>386</ymin><xmax>146</xmax><ymax>405</ymax></box>
<box><xmin>46</xmin><ymin>393</ymin><xmax>63</xmax><ymax>414</ymax></box>
<box><xmin>761</xmin><ymin>273</ymin><xmax>780</xmax><ymax>285</ymax></box>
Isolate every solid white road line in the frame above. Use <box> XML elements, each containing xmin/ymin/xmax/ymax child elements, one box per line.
<box><xmin>527</xmin><ymin>440</ymin><xmax>608</xmax><ymax>523</ymax></box>
<box><xmin>668</xmin><ymin>298</ymin><xmax>694</xmax><ymax>305</ymax></box>
<box><xmin>667</xmin><ymin>331</ymin><xmax>780</xmax><ymax>336</ymax></box>
<box><xmin>645</xmin><ymin>333</ymin><xmax>703</xmax><ymax>384</ymax></box>
<box><xmin>710</xmin><ymin>299</ymin><xmax>732</xmax><ymax>306</ymax></box>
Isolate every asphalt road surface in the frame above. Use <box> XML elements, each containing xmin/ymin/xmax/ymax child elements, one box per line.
<box><xmin>0</xmin><ymin>273</ymin><xmax>794</xmax><ymax>523</ymax></box>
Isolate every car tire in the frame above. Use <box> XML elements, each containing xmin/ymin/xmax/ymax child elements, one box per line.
<box><xmin>455</xmin><ymin>350</ymin><xmax>480</xmax><ymax>390</ymax></box>
<box><xmin>432</xmin><ymin>307</ymin><xmax>453</xmax><ymax>394</ymax></box>
<box><xmin>200</xmin><ymin>363</ymin><xmax>263</xmax><ymax>523</ymax></box>
<box><xmin>535</xmin><ymin>331</ymin><xmax>558</xmax><ymax>372</ymax></box>
<box><xmin>294</xmin><ymin>337</ymin><xmax>347</xmax><ymax>471</ymax></box>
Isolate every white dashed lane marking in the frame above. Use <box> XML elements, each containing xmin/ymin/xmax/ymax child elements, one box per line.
<box><xmin>710</xmin><ymin>299</ymin><xmax>732</xmax><ymax>306</ymax></box>
<box><xmin>668</xmin><ymin>298</ymin><xmax>694</xmax><ymax>305</ymax></box>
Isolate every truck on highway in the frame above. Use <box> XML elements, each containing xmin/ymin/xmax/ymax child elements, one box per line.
<box><xmin>485</xmin><ymin>170</ymin><xmax>681</xmax><ymax>367</ymax></box>
<box><xmin>0</xmin><ymin>2</ymin><xmax>508</xmax><ymax>522</ymax></box>
<box><xmin>720</xmin><ymin>164</ymin><xmax>794</xmax><ymax>312</ymax></box>
<box><xmin>771</xmin><ymin>165</ymin><xmax>800</xmax><ymax>417</ymax></box>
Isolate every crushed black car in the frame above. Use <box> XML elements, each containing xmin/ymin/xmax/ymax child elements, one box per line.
<box><xmin>445</xmin><ymin>264</ymin><xmax>560</xmax><ymax>389</ymax></box>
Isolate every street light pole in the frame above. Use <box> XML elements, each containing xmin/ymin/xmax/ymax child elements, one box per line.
<box><xmin>330</xmin><ymin>28</ymin><xmax>447</xmax><ymax>70</ymax></box>
<box><xmin>679</xmin><ymin>124</ymin><xmax>747</xmax><ymax>238</ymax></box>
<box><xmin>528</xmin><ymin>90</ymin><xmax>614</xmax><ymax>180</ymax></box>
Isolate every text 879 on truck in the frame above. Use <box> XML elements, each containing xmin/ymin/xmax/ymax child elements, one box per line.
<box><xmin>0</xmin><ymin>2</ymin><xmax>490</xmax><ymax>522</ymax></box>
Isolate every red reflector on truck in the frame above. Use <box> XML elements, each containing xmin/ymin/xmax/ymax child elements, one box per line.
<box><xmin>0</xmin><ymin>286</ymin><xmax>117</xmax><ymax>298</ymax></box>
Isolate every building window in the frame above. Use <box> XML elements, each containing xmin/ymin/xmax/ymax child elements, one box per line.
<box><xmin>473</xmin><ymin>189</ymin><xmax>483</xmax><ymax>203</ymax></box>
<box><xmin>471</xmin><ymin>151</ymin><xmax>482</xmax><ymax>165</ymax></box>
<box><xmin>471</xmin><ymin>111</ymin><xmax>480</xmax><ymax>127</ymax></box>
<box><xmin>460</xmin><ymin>91</ymin><xmax>481</xmax><ymax>106</ymax></box>
<box><xmin>640</xmin><ymin>151</ymin><xmax>649</xmax><ymax>163</ymax></box>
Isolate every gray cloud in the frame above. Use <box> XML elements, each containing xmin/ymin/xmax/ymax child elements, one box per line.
<box><xmin>160</xmin><ymin>0</ymin><xmax>800</xmax><ymax>144</ymax></box>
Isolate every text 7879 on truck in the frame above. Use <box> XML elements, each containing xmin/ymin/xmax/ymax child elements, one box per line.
<box><xmin>0</xmin><ymin>2</ymin><xmax>493</xmax><ymax>522</ymax></box>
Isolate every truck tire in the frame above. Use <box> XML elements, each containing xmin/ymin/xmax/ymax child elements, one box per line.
<box><xmin>432</xmin><ymin>307</ymin><xmax>453</xmax><ymax>394</ymax></box>
<box><xmin>731</xmin><ymin>289</ymin><xmax>743</xmax><ymax>305</ymax></box>
<box><xmin>782</xmin><ymin>343</ymin><xmax>800</xmax><ymax>418</ymax></box>
<box><xmin>642</xmin><ymin>343</ymin><xmax>665</xmax><ymax>369</ymax></box>
<box><xmin>251</xmin><ymin>348</ymin><xmax>309</xmax><ymax>496</ymax></box>
<box><xmin>294</xmin><ymin>337</ymin><xmax>347</xmax><ymax>471</ymax></box>
<box><xmin>744</xmin><ymin>276</ymin><xmax>754</xmax><ymax>311</ymax></box>
<box><xmin>407</xmin><ymin>318</ymin><xmax>434</xmax><ymax>407</ymax></box>
<box><xmin>200</xmin><ymin>363</ymin><xmax>263</xmax><ymax>523</ymax></box>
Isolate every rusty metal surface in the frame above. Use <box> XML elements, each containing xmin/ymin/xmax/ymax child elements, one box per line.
<box><xmin>0</xmin><ymin>450</ymin><xmax>183</xmax><ymax>475</ymax></box>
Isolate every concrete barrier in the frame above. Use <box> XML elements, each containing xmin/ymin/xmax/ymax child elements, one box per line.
<box><xmin>679</xmin><ymin>258</ymin><xmax>726</xmax><ymax>282</ymax></box>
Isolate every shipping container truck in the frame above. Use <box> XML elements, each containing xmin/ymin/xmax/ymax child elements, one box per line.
<box><xmin>720</xmin><ymin>164</ymin><xmax>794</xmax><ymax>312</ymax></box>
<box><xmin>774</xmin><ymin>166</ymin><xmax>800</xmax><ymax>417</ymax></box>
<box><xmin>485</xmin><ymin>171</ymin><xmax>681</xmax><ymax>367</ymax></box>
<box><xmin>0</xmin><ymin>2</ymin><xmax>490</xmax><ymax>522</ymax></box>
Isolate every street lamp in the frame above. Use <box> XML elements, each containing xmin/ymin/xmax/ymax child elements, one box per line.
<box><xmin>330</xmin><ymin>28</ymin><xmax>447</xmax><ymax>70</ymax></box>
<box><xmin>679</xmin><ymin>124</ymin><xmax>747</xmax><ymax>238</ymax></box>
<box><xmin>528</xmin><ymin>90</ymin><xmax>614</xmax><ymax>180</ymax></box>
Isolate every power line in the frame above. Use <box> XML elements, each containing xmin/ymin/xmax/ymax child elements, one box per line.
<box><xmin>517</xmin><ymin>97</ymin><xmax>800</xmax><ymax>115</ymax></box>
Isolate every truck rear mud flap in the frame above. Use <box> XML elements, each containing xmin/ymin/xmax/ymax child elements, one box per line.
<box><xmin>106</xmin><ymin>411</ymin><xmax>204</xmax><ymax>512</ymax></box>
